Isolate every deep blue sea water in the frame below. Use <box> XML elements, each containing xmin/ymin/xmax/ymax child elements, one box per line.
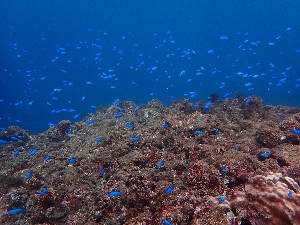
<box><xmin>1</xmin><ymin>0</ymin><xmax>300</xmax><ymax>134</ymax></box>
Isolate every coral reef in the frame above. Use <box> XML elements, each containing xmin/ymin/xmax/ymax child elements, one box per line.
<box><xmin>227</xmin><ymin>172</ymin><xmax>300</xmax><ymax>225</ymax></box>
<box><xmin>0</xmin><ymin>95</ymin><xmax>300</xmax><ymax>224</ymax></box>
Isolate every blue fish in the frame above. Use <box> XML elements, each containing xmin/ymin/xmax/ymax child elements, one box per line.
<box><xmin>13</xmin><ymin>149</ymin><xmax>20</xmax><ymax>156</ymax></box>
<box><xmin>130</xmin><ymin>136</ymin><xmax>140</xmax><ymax>141</ymax></box>
<box><xmin>288</xmin><ymin>191</ymin><xmax>293</xmax><ymax>197</ymax></box>
<box><xmin>94</xmin><ymin>137</ymin><xmax>102</xmax><ymax>142</ymax></box>
<box><xmin>109</xmin><ymin>190</ymin><xmax>122</xmax><ymax>196</ymax></box>
<box><xmin>99</xmin><ymin>168</ymin><xmax>105</xmax><ymax>176</ymax></box>
<box><xmin>292</xmin><ymin>129</ymin><xmax>300</xmax><ymax>135</ymax></box>
<box><xmin>44</xmin><ymin>156</ymin><xmax>51</xmax><ymax>162</ymax></box>
<box><xmin>222</xmin><ymin>168</ymin><xmax>229</xmax><ymax>173</ymax></box>
<box><xmin>10</xmin><ymin>136</ymin><xmax>18</xmax><ymax>141</ymax></box>
<box><xmin>162</xmin><ymin>124</ymin><xmax>169</xmax><ymax>129</ymax></box>
<box><xmin>39</xmin><ymin>189</ymin><xmax>49</xmax><ymax>196</ymax></box>
<box><xmin>29</xmin><ymin>148</ymin><xmax>38</xmax><ymax>157</ymax></box>
<box><xmin>24</xmin><ymin>171</ymin><xmax>33</xmax><ymax>181</ymax></box>
<box><xmin>222</xmin><ymin>92</ymin><xmax>232</xmax><ymax>98</ymax></box>
<box><xmin>114</xmin><ymin>113</ymin><xmax>122</xmax><ymax>118</ymax></box>
<box><xmin>163</xmin><ymin>218</ymin><xmax>173</xmax><ymax>225</ymax></box>
<box><xmin>157</xmin><ymin>161</ymin><xmax>165</xmax><ymax>169</ymax></box>
<box><xmin>205</xmin><ymin>105</ymin><xmax>210</xmax><ymax>113</ymax></box>
<box><xmin>165</xmin><ymin>185</ymin><xmax>175</xmax><ymax>194</ymax></box>
<box><xmin>68</xmin><ymin>157</ymin><xmax>76</xmax><ymax>164</ymax></box>
<box><xmin>0</xmin><ymin>140</ymin><xmax>10</xmax><ymax>144</ymax></box>
<box><xmin>195</xmin><ymin>130</ymin><xmax>202</xmax><ymax>135</ymax></box>
<box><xmin>245</xmin><ymin>98</ymin><xmax>252</xmax><ymax>103</ymax></box>
<box><xmin>260</xmin><ymin>152</ymin><xmax>271</xmax><ymax>157</ymax></box>
<box><xmin>134</xmin><ymin>106</ymin><xmax>140</xmax><ymax>110</ymax></box>
<box><xmin>218</xmin><ymin>196</ymin><xmax>227</xmax><ymax>202</ymax></box>
<box><xmin>7</xmin><ymin>207</ymin><xmax>25</xmax><ymax>215</ymax></box>
<box><xmin>126</xmin><ymin>123</ymin><xmax>134</xmax><ymax>128</ymax></box>
<box><xmin>85</xmin><ymin>119</ymin><xmax>94</xmax><ymax>124</ymax></box>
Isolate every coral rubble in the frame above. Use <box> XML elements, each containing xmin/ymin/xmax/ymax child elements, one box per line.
<box><xmin>0</xmin><ymin>95</ymin><xmax>300</xmax><ymax>224</ymax></box>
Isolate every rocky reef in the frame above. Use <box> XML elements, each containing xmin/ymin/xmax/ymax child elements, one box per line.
<box><xmin>0</xmin><ymin>94</ymin><xmax>300</xmax><ymax>224</ymax></box>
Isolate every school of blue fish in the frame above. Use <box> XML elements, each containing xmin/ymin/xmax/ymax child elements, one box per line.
<box><xmin>1</xmin><ymin>25</ymin><xmax>300</xmax><ymax>133</ymax></box>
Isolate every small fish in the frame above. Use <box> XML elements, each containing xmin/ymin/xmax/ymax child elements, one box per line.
<box><xmin>222</xmin><ymin>168</ymin><xmax>229</xmax><ymax>173</ymax></box>
<box><xmin>39</xmin><ymin>189</ymin><xmax>49</xmax><ymax>196</ymax></box>
<box><xmin>0</xmin><ymin>140</ymin><xmax>10</xmax><ymax>144</ymax></box>
<box><xmin>195</xmin><ymin>130</ymin><xmax>202</xmax><ymax>135</ymax></box>
<box><xmin>7</xmin><ymin>208</ymin><xmax>25</xmax><ymax>215</ymax></box>
<box><xmin>288</xmin><ymin>191</ymin><xmax>293</xmax><ymax>197</ymax></box>
<box><xmin>29</xmin><ymin>148</ymin><xmax>38</xmax><ymax>157</ymax></box>
<box><xmin>218</xmin><ymin>196</ymin><xmax>227</xmax><ymax>202</ymax></box>
<box><xmin>157</xmin><ymin>161</ymin><xmax>165</xmax><ymax>169</ymax></box>
<box><xmin>179</xmin><ymin>70</ymin><xmax>186</xmax><ymax>76</ymax></box>
<box><xmin>109</xmin><ymin>190</ymin><xmax>122</xmax><ymax>196</ymax></box>
<box><xmin>162</xmin><ymin>124</ymin><xmax>169</xmax><ymax>129</ymax></box>
<box><xmin>10</xmin><ymin>136</ymin><xmax>18</xmax><ymax>141</ymax></box>
<box><xmin>205</xmin><ymin>105</ymin><xmax>210</xmax><ymax>113</ymax></box>
<box><xmin>94</xmin><ymin>137</ymin><xmax>102</xmax><ymax>142</ymax></box>
<box><xmin>134</xmin><ymin>106</ymin><xmax>140</xmax><ymax>111</ymax></box>
<box><xmin>260</xmin><ymin>151</ymin><xmax>271</xmax><ymax>157</ymax></box>
<box><xmin>130</xmin><ymin>136</ymin><xmax>140</xmax><ymax>141</ymax></box>
<box><xmin>13</xmin><ymin>149</ymin><xmax>20</xmax><ymax>156</ymax></box>
<box><xmin>291</xmin><ymin>129</ymin><xmax>300</xmax><ymax>135</ymax></box>
<box><xmin>68</xmin><ymin>158</ymin><xmax>76</xmax><ymax>164</ymax></box>
<box><xmin>220</xmin><ymin>36</ymin><xmax>228</xmax><ymax>40</ymax></box>
<box><xmin>245</xmin><ymin>98</ymin><xmax>252</xmax><ymax>103</ymax></box>
<box><xmin>44</xmin><ymin>156</ymin><xmax>51</xmax><ymax>162</ymax></box>
<box><xmin>222</xmin><ymin>92</ymin><xmax>232</xmax><ymax>98</ymax></box>
<box><xmin>163</xmin><ymin>218</ymin><xmax>173</xmax><ymax>225</ymax></box>
<box><xmin>114</xmin><ymin>113</ymin><xmax>122</xmax><ymax>118</ymax></box>
<box><xmin>99</xmin><ymin>168</ymin><xmax>105</xmax><ymax>176</ymax></box>
<box><xmin>165</xmin><ymin>185</ymin><xmax>175</xmax><ymax>194</ymax></box>
<box><xmin>24</xmin><ymin>171</ymin><xmax>33</xmax><ymax>181</ymax></box>
<box><xmin>85</xmin><ymin>119</ymin><xmax>94</xmax><ymax>124</ymax></box>
<box><xmin>126</xmin><ymin>123</ymin><xmax>134</xmax><ymax>128</ymax></box>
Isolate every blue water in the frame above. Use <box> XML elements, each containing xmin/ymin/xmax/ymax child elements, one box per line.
<box><xmin>1</xmin><ymin>0</ymin><xmax>300</xmax><ymax>134</ymax></box>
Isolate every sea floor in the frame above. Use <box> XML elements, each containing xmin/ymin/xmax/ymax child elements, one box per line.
<box><xmin>0</xmin><ymin>95</ymin><xmax>300</xmax><ymax>225</ymax></box>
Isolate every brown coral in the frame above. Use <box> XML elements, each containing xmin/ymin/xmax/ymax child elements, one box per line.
<box><xmin>229</xmin><ymin>172</ymin><xmax>300</xmax><ymax>225</ymax></box>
